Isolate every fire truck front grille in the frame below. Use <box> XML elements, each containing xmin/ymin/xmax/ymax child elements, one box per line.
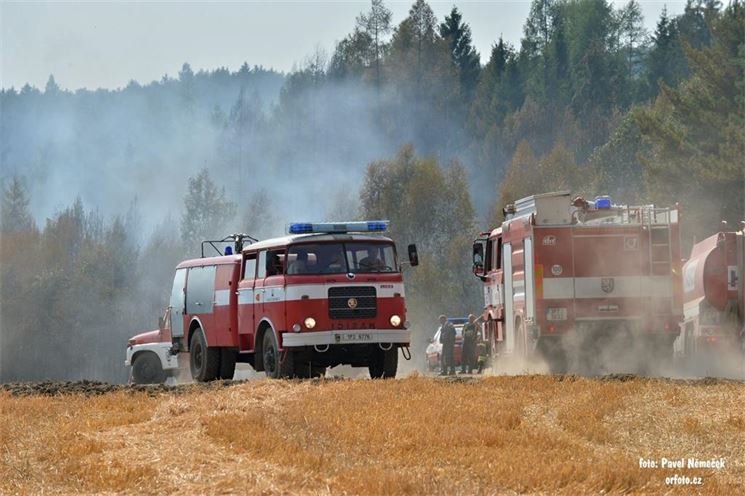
<box><xmin>328</xmin><ymin>286</ymin><xmax>377</xmax><ymax>319</ymax></box>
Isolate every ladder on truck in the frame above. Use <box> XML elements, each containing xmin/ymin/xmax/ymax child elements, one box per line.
<box><xmin>645</xmin><ymin>207</ymin><xmax>674</xmax><ymax>276</ymax></box>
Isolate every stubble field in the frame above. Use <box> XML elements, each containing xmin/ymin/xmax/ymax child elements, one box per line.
<box><xmin>2</xmin><ymin>374</ymin><xmax>745</xmax><ymax>495</ymax></box>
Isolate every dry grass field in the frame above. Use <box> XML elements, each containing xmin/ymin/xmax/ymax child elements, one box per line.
<box><xmin>2</xmin><ymin>375</ymin><xmax>745</xmax><ymax>495</ymax></box>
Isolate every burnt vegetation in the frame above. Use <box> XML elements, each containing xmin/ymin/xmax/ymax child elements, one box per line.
<box><xmin>1</xmin><ymin>0</ymin><xmax>744</xmax><ymax>382</ymax></box>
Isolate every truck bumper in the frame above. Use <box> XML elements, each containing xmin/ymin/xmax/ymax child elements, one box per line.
<box><xmin>125</xmin><ymin>342</ymin><xmax>179</xmax><ymax>370</ymax></box>
<box><xmin>282</xmin><ymin>329</ymin><xmax>410</xmax><ymax>347</ymax></box>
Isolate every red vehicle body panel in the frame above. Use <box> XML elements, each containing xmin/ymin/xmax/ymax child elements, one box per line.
<box><xmin>681</xmin><ymin>231</ymin><xmax>744</xmax><ymax>356</ymax></box>
<box><xmin>134</xmin><ymin>233</ymin><xmax>411</xmax><ymax>374</ymax></box>
<box><xmin>477</xmin><ymin>192</ymin><xmax>683</xmax><ymax>361</ymax></box>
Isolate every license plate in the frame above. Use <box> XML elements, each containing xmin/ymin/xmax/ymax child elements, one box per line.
<box><xmin>334</xmin><ymin>332</ymin><xmax>374</xmax><ymax>343</ymax></box>
<box><xmin>546</xmin><ymin>308</ymin><xmax>567</xmax><ymax>321</ymax></box>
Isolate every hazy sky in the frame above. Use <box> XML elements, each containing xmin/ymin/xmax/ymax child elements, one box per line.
<box><xmin>2</xmin><ymin>1</ymin><xmax>686</xmax><ymax>91</ymax></box>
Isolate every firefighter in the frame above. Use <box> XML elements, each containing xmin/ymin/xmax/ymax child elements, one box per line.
<box><xmin>476</xmin><ymin>332</ymin><xmax>489</xmax><ymax>374</ymax></box>
<box><xmin>359</xmin><ymin>247</ymin><xmax>383</xmax><ymax>271</ymax></box>
<box><xmin>461</xmin><ymin>314</ymin><xmax>479</xmax><ymax>374</ymax></box>
<box><xmin>439</xmin><ymin>314</ymin><xmax>456</xmax><ymax>376</ymax></box>
<box><xmin>288</xmin><ymin>250</ymin><xmax>309</xmax><ymax>274</ymax></box>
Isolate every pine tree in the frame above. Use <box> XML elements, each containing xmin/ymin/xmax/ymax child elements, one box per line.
<box><xmin>44</xmin><ymin>75</ymin><xmax>60</xmax><ymax>94</ymax></box>
<box><xmin>180</xmin><ymin>169</ymin><xmax>236</xmax><ymax>251</ymax></box>
<box><xmin>439</xmin><ymin>7</ymin><xmax>481</xmax><ymax>99</ymax></box>
<box><xmin>635</xmin><ymin>1</ymin><xmax>745</xmax><ymax>233</ymax></box>
<box><xmin>618</xmin><ymin>0</ymin><xmax>648</xmax><ymax>79</ymax></box>
<box><xmin>1</xmin><ymin>176</ymin><xmax>35</xmax><ymax>234</ymax></box>
<box><xmin>329</xmin><ymin>29</ymin><xmax>374</xmax><ymax>80</ymax></box>
<box><xmin>646</xmin><ymin>7</ymin><xmax>687</xmax><ymax>96</ymax></box>
<box><xmin>408</xmin><ymin>0</ymin><xmax>438</xmax><ymax>87</ymax></box>
<box><xmin>356</xmin><ymin>0</ymin><xmax>393</xmax><ymax>86</ymax></box>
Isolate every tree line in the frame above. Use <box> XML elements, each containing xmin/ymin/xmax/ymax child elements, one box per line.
<box><xmin>1</xmin><ymin>0</ymin><xmax>743</xmax><ymax>381</ymax></box>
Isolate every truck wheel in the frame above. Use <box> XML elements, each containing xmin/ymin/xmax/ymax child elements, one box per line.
<box><xmin>369</xmin><ymin>347</ymin><xmax>398</xmax><ymax>379</ymax></box>
<box><xmin>537</xmin><ymin>338</ymin><xmax>567</xmax><ymax>374</ymax></box>
<box><xmin>262</xmin><ymin>330</ymin><xmax>293</xmax><ymax>378</ymax></box>
<box><xmin>190</xmin><ymin>328</ymin><xmax>220</xmax><ymax>382</ymax></box>
<box><xmin>218</xmin><ymin>348</ymin><xmax>237</xmax><ymax>380</ymax></box>
<box><xmin>132</xmin><ymin>352</ymin><xmax>166</xmax><ymax>384</ymax></box>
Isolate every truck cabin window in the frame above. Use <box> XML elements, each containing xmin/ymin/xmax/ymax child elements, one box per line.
<box><xmin>243</xmin><ymin>254</ymin><xmax>257</xmax><ymax>280</ymax></box>
<box><xmin>266</xmin><ymin>250</ymin><xmax>285</xmax><ymax>277</ymax></box>
<box><xmin>287</xmin><ymin>242</ymin><xmax>397</xmax><ymax>274</ymax></box>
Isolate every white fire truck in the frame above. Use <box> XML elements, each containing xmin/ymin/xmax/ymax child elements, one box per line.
<box><xmin>126</xmin><ymin>221</ymin><xmax>418</xmax><ymax>383</ymax></box>
<box><xmin>472</xmin><ymin>192</ymin><xmax>683</xmax><ymax>374</ymax></box>
<box><xmin>678</xmin><ymin>225</ymin><xmax>745</xmax><ymax>373</ymax></box>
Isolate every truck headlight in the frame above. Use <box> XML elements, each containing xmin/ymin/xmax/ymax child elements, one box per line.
<box><xmin>390</xmin><ymin>315</ymin><xmax>401</xmax><ymax>327</ymax></box>
<box><xmin>292</xmin><ymin>324</ymin><xmax>302</xmax><ymax>333</ymax></box>
<box><xmin>304</xmin><ymin>317</ymin><xmax>316</xmax><ymax>329</ymax></box>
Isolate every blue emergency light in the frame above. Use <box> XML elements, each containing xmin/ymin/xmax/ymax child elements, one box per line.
<box><xmin>288</xmin><ymin>220</ymin><xmax>389</xmax><ymax>234</ymax></box>
<box><xmin>595</xmin><ymin>196</ymin><xmax>612</xmax><ymax>209</ymax></box>
<box><xmin>288</xmin><ymin>222</ymin><xmax>314</xmax><ymax>234</ymax></box>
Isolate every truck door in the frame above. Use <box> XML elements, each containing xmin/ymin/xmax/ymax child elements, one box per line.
<box><xmin>504</xmin><ymin>243</ymin><xmax>514</xmax><ymax>353</ymax></box>
<box><xmin>525</xmin><ymin>237</ymin><xmax>535</xmax><ymax>322</ymax></box>
<box><xmin>263</xmin><ymin>248</ymin><xmax>287</xmax><ymax>335</ymax></box>
<box><xmin>169</xmin><ymin>268</ymin><xmax>187</xmax><ymax>338</ymax></box>
<box><xmin>237</xmin><ymin>253</ymin><xmax>257</xmax><ymax>351</ymax></box>
<box><xmin>186</xmin><ymin>265</ymin><xmax>216</xmax><ymax>342</ymax></box>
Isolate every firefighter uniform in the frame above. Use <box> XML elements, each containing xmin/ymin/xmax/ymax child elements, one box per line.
<box><xmin>439</xmin><ymin>316</ymin><xmax>456</xmax><ymax>375</ymax></box>
<box><xmin>461</xmin><ymin>315</ymin><xmax>479</xmax><ymax>374</ymax></box>
<box><xmin>476</xmin><ymin>336</ymin><xmax>489</xmax><ymax>374</ymax></box>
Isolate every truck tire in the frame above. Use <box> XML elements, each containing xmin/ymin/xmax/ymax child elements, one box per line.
<box><xmin>132</xmin><ymin>351</ymin><xmax>166</xmax><ymax>384</ymax></box>
<box><xmin>218</xmin><ymin>348</ymin><xmax>237</xmax><ymax>380</ymax></box>
<box><xmin>537</xmin><ymin>338</ymin><xmax>567</xmax><ymax>374</ymax></box>
<box><xmin>369</xmin><ymin>347</ymin><xmax>398</xmax><ymax>379</ymax></box>
<box><xmin>190</xmin><ymin>328</ymin><xmax>220</xmax><ymax>382</ymax></box>
<box><xmin>262</xmin><ymin>330</ymin><xmax>293</xmax><ymax>378</ymax></box>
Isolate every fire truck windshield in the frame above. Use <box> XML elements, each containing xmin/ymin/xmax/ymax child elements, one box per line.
<box><xmin>287</xmin><ymin>242</ymin><xmax>397</xmax><ymax>274</ymax></box>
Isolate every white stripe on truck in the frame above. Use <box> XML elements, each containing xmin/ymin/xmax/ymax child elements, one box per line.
<box><xmin>542</xmin><ymin>276</ymin><xmax>673</xmax><ymax>299</ymax></box>
<box><xmin>237</xmin><ymin>282</ymin><xmax>405</xmax><ymax>304</ymax></box>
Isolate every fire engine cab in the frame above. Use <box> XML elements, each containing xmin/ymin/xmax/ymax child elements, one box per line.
<box><xmin>678</xmin><ymin>225</ymin><xmax>745</xmax><ymax>372</ymax></box>
<box><xmin>472</xmin><ymin>191</ymin><xmax>683</xmax><ymax>374</ymax></box>
<box><xmin>126</xmin><ymin>221</ymin><xmax>418</xmax><ymax>382</ymax></box>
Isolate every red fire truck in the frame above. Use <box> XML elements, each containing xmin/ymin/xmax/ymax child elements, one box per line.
<box><xmin>472</xmin><ymin>191</ymin><xmax>683</xmax><ymax>374</ymax></box>
<box><xmin>678</xmin><ymin>225</ymin><xmax>745</xmax><ymax>372</ymax></box>
<box><xmin>126</xmin><ymin>221</ymin><xmax>418</xmax><ymax>383</ymax></box>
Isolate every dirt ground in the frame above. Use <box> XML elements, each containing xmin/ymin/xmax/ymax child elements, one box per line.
<box><xmin>2</xmin><ymin>374</ymin><xmax>744</xmax><ymax>495</ymax></box>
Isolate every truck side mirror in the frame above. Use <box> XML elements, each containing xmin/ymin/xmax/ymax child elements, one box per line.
<box><xmin>158</xmin><ymin>316</ymin><xmax>165</xmax><ymax>330</ymax></box>
<box><xmin>407</xmin><ymin>244</ymin><xmax>419</xmax><ymax>267</ymax></box>
<box><xmin>473</xmin><ymin>242</ymin><xmax>485</xmax><ymax>278</ymax></box>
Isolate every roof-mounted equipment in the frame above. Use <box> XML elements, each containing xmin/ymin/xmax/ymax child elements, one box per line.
<box><xmin>287</xmin><ymin>220</ymin><xmax>390</xmax><ymax>235</ymax></box>
<box><xmin>201</xmin><ymin>233</ymin><xmax>258</xmax><ymax>258</ymax></box>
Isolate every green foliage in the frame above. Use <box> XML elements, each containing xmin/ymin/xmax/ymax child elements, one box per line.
<box><xmin>180</xmin><ymin>168</ymin><xmax>236</xmax><ymax>252</ymax></box>
<box><xmin>646</xmin><ymin>7</ymin><xmax>688</xmax><ymax>97</ymax></box>
<box><xmin>355</xmin><ymin>0</ymin><xmax>393</xmax><ymax>85</ymax></box>
<box><xmin>1</xmin><ymin>176</ymin><xmax>35</xmax><ymax>234</ymax></box>
<box><xmin>497</xmin><ymin>140</ymin><xmax>590</xmax><ymax>222</ymax></box>
<box><xmin>329</xmin><ymin>28</ymin><xmax>375</xmax><ymax>81</ymax></box>
<box><xmin>3</xmin><ymin>0</ymin><xmax>742</xmax><ymax>381</ymax></box>
<box><xmin>635</xmin><ymin>1</ymin><xmax>745</xmax><ymax>238</ymax></box>
<box><xmin>360</xmin><ymin>144</ymin><xmax>479</xmax><ymax>322</ymax></box>
<box><xmin>586</xmin><ymin>112</ymin><xmax>648</xmax><ymax>202</ymax></box>
<box><xmin>0</xmin><ymin>192</ymin><xmax>155</xmax><ymax>382</ymax></box>
<box><xmin>439</xmin><ymin>7</ymin><xmax>481</xmax><ymax>99</ymax></box>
